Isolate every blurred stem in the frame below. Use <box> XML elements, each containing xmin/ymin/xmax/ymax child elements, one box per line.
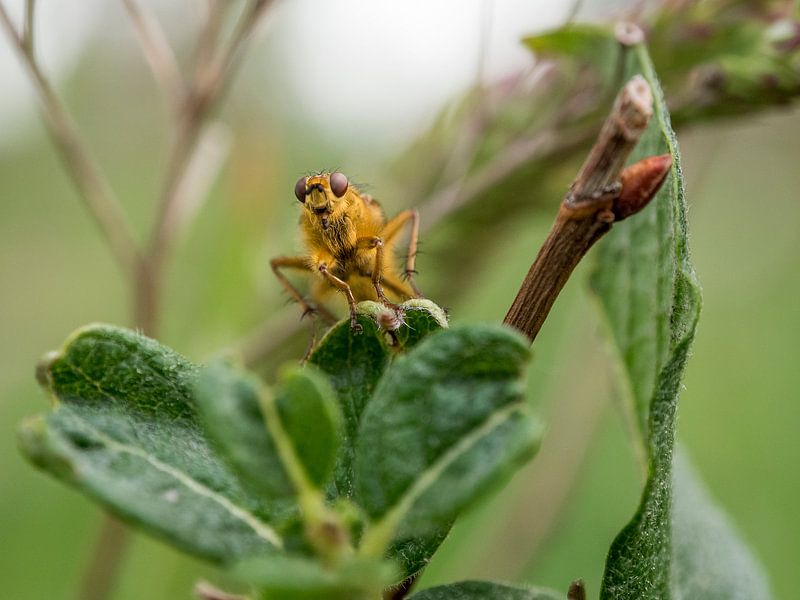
<box><xmin>121</xmin><ymin>0</ymin><xmax>185</xmax><ymax>114</ymax></box>
<box><xmin>1</xmin><ymin>1</ymin><xmax>274</xmax><ymax>597</ymax></box>
<box><xmin>22</xmin><ymin>0</ymin><xmax>34</xmax><ymax>52</ymax></box>
<box><xmin>0</xmin><ymin>3</ymin><xmax>141</xmax><ymax>278</ymax></box>
<box><xmin>147</xmin><ymin>0</ymin><xmax>272</xmax><ymax>329</ymax></box>
<box><xmin>193</xmin><ymin>0</ymin><xmax>230</xmax><ymax>81</ymax></box>
<box><xmin>78</xmin><ymin>516</ymin><xmax>129</xmax><ymax>600</ymax></box>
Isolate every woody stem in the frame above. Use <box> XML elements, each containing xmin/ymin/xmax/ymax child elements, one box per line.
<box><xmin>503</xmin><ymin>75</ymin><xmax>656</xmax><ymax>343</ymax></box>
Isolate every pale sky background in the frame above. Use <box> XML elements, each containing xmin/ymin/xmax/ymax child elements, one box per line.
<box><xmin>0</xmin><ymin>0</ymin><xmax>579</xmax><ymax>148</ymax></box>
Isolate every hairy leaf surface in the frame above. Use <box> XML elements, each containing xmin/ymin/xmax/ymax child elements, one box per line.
<box><xmin>195</xmin><ymin>362</ymin><xmax>341</xmax><ymax>498</ymax></box>
<box><xmin>309</xmin><ymin>300</ymin><xmax>446</xmax><ymax>500</ymax></box>
<box><xmin>19</xmin><ymin>325</ymin><xmax>285</xmax><ymax>563</ymax></box>
<box><xmin>410</xmin><ymin>580</ymin><xmax>562</xmax><ymax>600</ymax></box>
<box><xmin>274</xmin><ymin>365</ymin><xmax>342</xmax><ymax>488</ymax></box>
<box><xmin>195</xmin><ymin>361</ymin><xmax>293</xmax><ymax>499</ymax></box>
<box><xmin>670</xmin><ymin>452</ymin><xmax>771</xmax><ymax>600</ymax></box>
<box><xmin>309</xmin><ymin>312</ymin><xmax>390</xmax><ymax>499</ymax></box>
<box><xmin>356</xmin><ymin>325</ymin><xmax>542</xmax><ymax>552</ymax></box>
<box><xmin>592</xmin><ymin>44</ymin><xmax>769</xmax><ymax>599</ymax></box>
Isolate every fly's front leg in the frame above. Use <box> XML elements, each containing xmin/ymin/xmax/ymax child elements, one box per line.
<box><xmin>356</xmin><ymin>236</ymin><xmax>400</xmax><ymax>311</ymax></box>
<box><xmin>380</xmin><ymin>209</ymin><xmax>423</xmax><ymax>297</ymax></box>
<box><xmin>317</xmin><ymin>262</ymin><xmax>362</xmax><ymax>333</ymax></box>
<box><xmin>270</xmin><ymin>256</ymin><xmax>335</xmax><ymax>322</ymax></box>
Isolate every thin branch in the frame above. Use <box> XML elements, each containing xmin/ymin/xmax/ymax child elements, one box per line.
<box><xmin>121</xmin><ymin>0</ymin><xmax>185</xmax><ymax>112</ymax></box>
<box><xmin>149</xmin><ymin>0</ymin><xmax>273</xmax><ymax>266</ymax></box>
<box><xmin>565</xmin><ymin>0</ymin><xmax>586</xmax><ymax>24</ymax></box>
<box><xmin>22</xmin><ymin>0</ymin><xmax>34</xmax><ymax>53</ymax></box>
<box><xmin>77</xmin><ymin>516</ymin><xmax>129</xmax><ymax>600</ymax></box>
<box><xmin>192</xmin><ymin>0</ymin><xmax>229</xmax><ymax>82</ymax></box>
<box><xmin>137</xmin><ymin>0</ymin><xmax>273</xmax><ymax>336</ymax></box>
<box><xmin>419</xmin><ymin>128</ymin><xmax>567</xmax><ymax>231</ymax></box>
<box><xmin>0</xmin><ymin>2</ymin><xmax>141</xmax><ymax>276</ymax></box>
<box><xmin>418</xmin><ymin>65</ymin><xmax>600</xmax><ymax>232</ymax></box>
<box><xmin>503</xmin><ymin>75</ymin><xmax>668</xmax><ymax>342</ymax></box>
<box><xmin>160</xmin><ymin>121</ymin><xmax>232</xmax><ymax>247</ymax></box>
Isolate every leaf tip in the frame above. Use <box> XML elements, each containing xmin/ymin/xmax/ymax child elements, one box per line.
<box><xmin>16</xmin><ymin>415</ymin><xmax>76</xmax><ymax>480</ymax></box>
<box><xmin>35</xmin><ymin>350</ymin><xmax>60</xmax><ymax>391</ymax></box>
<box><xmin>401</xmin><ymin>298</ymin><xmax>449</xmax><ymax>329</ymax></box>
<box><xmin>17</xmin><ymin>414</ymin><xmax>46</xmax><ymax>456</ymax></box>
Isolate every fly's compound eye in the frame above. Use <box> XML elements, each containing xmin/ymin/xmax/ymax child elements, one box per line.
<box><xmin>294</xmin><ymin>176</ymin><xmax>308</xmax><ymax>202</ymax></box>
<box><xmin>330</xmin><ymin>172</ymin><xmax>348</xmax><ymax>198</ymax></box>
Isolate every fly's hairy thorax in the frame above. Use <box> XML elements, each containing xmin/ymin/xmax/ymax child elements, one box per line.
<box><xmin>300</xmin><ymin>191</ymin><xmax>386</xmax><ymax>275</ymax></box>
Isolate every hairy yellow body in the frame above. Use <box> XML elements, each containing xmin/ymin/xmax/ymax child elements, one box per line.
<box><xmin>271</xmin><ymin>171</ymin><xmax>422</xmax><ymax>331</ymax></box>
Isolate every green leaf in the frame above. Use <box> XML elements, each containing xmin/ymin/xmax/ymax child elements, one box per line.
<box><xmin>309</xmin><ymin>300</ymin><xmax>447</xmax><ymax>499</ymax></box>
<box><xmin>275</xmin><ymin>365</ymin><xmax>342</xmax><ymax>489</ymax></box>
<box><xmin>19</xmin><ymin>325</ymin><xmax>285</xmax><ymax>563</ymax></box>
<box><xmin>393</xmin><ymin>298</ymin><xmax>449</xmax><ymax>350</ymax></box>
<box><xmin>523</xmin><ymin>24</ymin><xmax>614</xmax><ymax>59</ymax></box>
<box><xmin>523</xmin><ymin>24</ymin><xmax>619</xmax><ymax>83</ymax></box>
<box><xmin>309</xmin><ymin>301</ymin><xmax>450</xmax><ymax>579</ymax></box>
<box><xmin>234</xmin><ymin>554</ymin><xmax>398</xmax><ymax>600</ymax></box>
<box><xmin>194</xmin><ymin>361</ymin><xmax>293</xmax><ymax>499</ymax></box>
<box><xmin>309</xmin><ymin>311</ymin><xmax>390</xmax><ymax>499</ymax></box>
<box><xmin>355</xmin><ymin>325</ymin><xmax>542</xmax><ymax>555</ymax></box>
<box><xmin>195</xmin><ymin>362</ymin><xmax>341</xmax><ymax>499</ymax></box>
<box><xmin>593</xmin><ymin>42</ymin><xmax>702</xmax><ymax>600</ymax></box>
<box><xmin>671</xmin><ymin>452</ymin><xmax>772</xmax><ymax>600</ymax></box>
<box><xmin>409</xmin><ymin>580</ymin><xmax>562</xmax><ymax>600</ymax></box>
<box><xmin>592</xmin><ymin>45</ymin><xmax>768</xmax><ymax>598</ymax></box>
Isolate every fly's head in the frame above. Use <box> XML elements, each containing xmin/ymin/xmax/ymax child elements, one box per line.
<box><xmin>294</xmin><ymin>171</ymin><xmax>354</xmax><ymax>230</ymax></box>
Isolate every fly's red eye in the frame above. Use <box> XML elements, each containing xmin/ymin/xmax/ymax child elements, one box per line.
<box><xmin>330</xmin><ymin>172</ymin><xmax>348</xmax><ymax>198</ymax></box>
<box><xmin>294</xmin><ymin>176</ymin><xmax>308</xmax><ymax>202</ymax></box>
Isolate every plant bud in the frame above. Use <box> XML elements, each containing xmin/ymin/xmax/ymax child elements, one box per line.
<box><xmin>614</xmin><ymin>154</ymin><xmax>672</xmax><ymax>221</ymax></box>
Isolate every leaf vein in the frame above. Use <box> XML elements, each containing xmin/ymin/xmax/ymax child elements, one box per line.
<box><xmin>73</xmin><ymin>416</ymin><xmax>284</xmax><ymax>549</ymax></box>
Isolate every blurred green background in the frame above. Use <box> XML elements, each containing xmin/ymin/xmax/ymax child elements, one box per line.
<box><xmin>1</xmin><ymin>2</ymin><xmax>797</xmax><ymax>599</ymax></box>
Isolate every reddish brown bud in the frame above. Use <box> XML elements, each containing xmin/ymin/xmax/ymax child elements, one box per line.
<box><xmin>614</xmin><ymin>153</ymin><xmax>672</xmax><ymax>221</ymax></box>
<box><xmin>567</xmin><ymin>579</ymin><xmax>587</xmax><ymax>600</ymax></box>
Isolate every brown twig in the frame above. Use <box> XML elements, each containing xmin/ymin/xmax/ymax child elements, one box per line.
<box><xmin>121</xmin><ymin>0</ymin><xmax>185</xmax><ymax>113</ymax></box>
<box><xmin>0</xmin><ymin>3</ymin><xmax>141</xmax><ymax>277</ymax></box>
<box><xmin>503</xmin><ymin>75</ymin><xmax>671</xmax><ymax>342</ymax></box>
